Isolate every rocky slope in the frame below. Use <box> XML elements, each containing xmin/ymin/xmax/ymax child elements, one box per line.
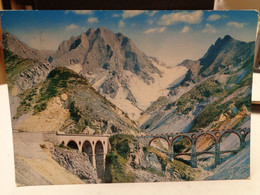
<box><xmin>4</xmin><ymin>49</ymin><xmax>51</xmax><ymax>93</ymax></box>
<box><xmin>3</xmin><ymin>29</ymin><xmax>142</xmax><ymax>135</ymax></box>
<box><xmin>49</xmin><ymin>27</ymin><xmax>187</xmax><ymax>120</ymax></box>
<box><xmin>12</xmin><ymin>67</ymin><xmax>138</xmax><ymax>135</ymax></box>
<box><xmin>52</xmin><ymin>146</ymin><xmax>98</xmax><ymax>183</ymax></box>
<box><xmin>2</xmin><ymin>30</ymin><xmax>53</xmax><ymax>62</ymax></box>
<box><xmin>104</xmin><ymin>134</ymin><xmax>209</xmax><ymax>183</ymax></box>
<box><xmin>13</xmin><ymin>132</ymin><xmax>86</xmax><ymax>186</ymax></box>
<box><xmin>206</xmin><ymin>142</ymin><xmax>250</xmax><ymax>180</ymax></box>
<box><xmin>140</xmin><ymin>35</ymin><xmax>254</xmax><ymax>136</ymax></box>
<box><xmin>3</xmin><ymin>31</ymin><xmax>54</xmax><ymax>118</ymax></box>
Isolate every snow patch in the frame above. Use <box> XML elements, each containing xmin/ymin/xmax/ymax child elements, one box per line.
<box><xmin>125</xmin><ymin>64</ymin><xmax>188</xmax><ymax>111</ymax></box>
<box><xmin>107</xmin><ymin>87</ymin><xmax>142</xmax><ymax>120</ymax></box>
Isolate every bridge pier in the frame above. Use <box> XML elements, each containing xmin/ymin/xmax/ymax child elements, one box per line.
<box><xmin>240</xmin><ymin>135</ymin><xmax>246</xmax><ymax>150</ymax></box>
<box><xmin>214</xmin><ymin>142</ymin><xmax>221</xmax><ymax>167</ymax></box>
<box><xmin>191</xmin><ymin>143</ymin><xmax>197</xmax><ymax>168</ymax></box>
<box><xmin>168</xmin><ymin>146</ymin><xmax>174</xmax><ymax>159</ymax></box>
<box><xmin>89</xmin><ymin>154</ymin><xmax>96</xmax><ymax>168</ymax></box>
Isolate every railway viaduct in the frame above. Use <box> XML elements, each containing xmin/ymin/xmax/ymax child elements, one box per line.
<box><xmin>55</xmin><ymin>128</ymin><xmax>250</xmax><ymax>177</ymax></box>
<box><xmin>137</xmin><ymin>128</ymin><xmax>250</xmax><ymax>168</ymax></box>
<box><xmin>56</xmin><ymin>133</ymin><xmax>110</xmax><ymax>178</ymax></box>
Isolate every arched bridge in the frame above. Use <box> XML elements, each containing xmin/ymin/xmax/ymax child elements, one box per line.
<box><xmin>137</xmin><ymin>128</ymin><xmax>250</xmax><ymax>168</ymax></box>
<box><xmin>56</xmin><ymin>133</ymin><xmax>110</xmax><ymax>178</ymax></box>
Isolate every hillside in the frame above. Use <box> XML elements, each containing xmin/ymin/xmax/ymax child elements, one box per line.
<box><xmin>13</xmin><ymin>67</ymin><xmax>139</xmax><ymax>135</ymax></box>
<box><xmin>2</xmin><ymin>30</ymin><xmax>53</xmax><ymax>63</ymax></box>
<box><xmin>140</xmin><ymin>35</ymin><xmax>254</xmax><ymax>135</ymax></box>
<box><xmin>104</xmin><ymin>134</ymin><xmax>210</xmax><ymax>183</ymax></box>
<box><xmin>49</xmin><ymin>27</ymin><xmax>187</xmax><ymax>120</ymax></box>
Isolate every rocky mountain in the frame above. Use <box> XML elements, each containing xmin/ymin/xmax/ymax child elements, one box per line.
<box><xmin>12</xmin><ymin>67</ymin><xmax>139</xmax><ymax>135</ymax></box>
<box><xmin>49</xmin><ymin>27</ymin><xmax>187</xmax><ymax>120</ymax></box>
<box><xmin>3</xmin><ymin>32</ymin><xmax>53</xmax><ymax>117</ymax></box>
<box><xmin>176</xmin><ymin>35</ymin><xmax>255</xmax><ymax>85</ymax></box>
<box><xmin>2</xmin><ymin>30</ymin><xmax>53</xmax><ymax>63</ymax></box>
<box><xmin>4</xmin><ymin>27</ymin><xmax>254</xmax><ymax>184</ymax></box>
<box><xmin>4</xmin><ymin>49</ymin><xmax>51</xmax><ymax>94</ymax></box>
<box><xmin>139</xmin><ymin>35</ymin><xmax>254</xmax><ymax>135</ymax></box>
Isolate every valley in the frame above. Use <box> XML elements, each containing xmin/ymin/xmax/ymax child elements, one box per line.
<box><xmin>3</xmin><ymin>26</ymin><xmax>253</xmax><ymax>185</ymax></box>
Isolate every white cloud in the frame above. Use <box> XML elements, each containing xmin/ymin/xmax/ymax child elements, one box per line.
<box><xmin>202</xmin><ymin>23</ymin><xmax>217</xmax><ymax>33</ymax></box>
<box><xmin>72</xmin><ymin>10</ymin><xmax>93</xmax><ymax>15</ymax></box>
<box><xmin>148</xmin><ymin>11</ymin><xmax>158</xmax><ymax>16</ymax></box>
<box><xmin>158</xmin><ymin>11</ymin><xmax>203</xmax><ymax>26</ymax></box>
<box><xmin>88</xmin><ymin>17</ymin><xmax>99</xmax><ymax>23</ymax></box>
<box><xmin>227</xmin><ymin>22</ymin><xmax>244</xmax><ymax>28</ymax></box>
<box><xmin>65</xmin><ymin>24</ymin><xmax>80</xmax><ymax>31</ymax></box>
<box><xmin>207</xmin><ymin>14</ymin><xmax>221</xmax><ymax>21</ymax></box>
<box><xmin>181</xmin><ymin>26</ymin><xmax>190</xmax><ymax>33</ymax></box>
<box><xmin>112</xmin><ymin>14</ymin><xmax>120</xmax><ymax>17</ymax></box>
<box><xmin>144</xmin><ymin>27</ymin><xmax>166</xmax><ymax>34</ymax></box>
<box><xmin>119</xmin><ymin>20</ymin><xmax>125</xmax><ymax>28</ymax></box>
<box><xmin>122</xmin><ymin>10</ymin><xmax>145</xmax><ymax>18</ymax></box>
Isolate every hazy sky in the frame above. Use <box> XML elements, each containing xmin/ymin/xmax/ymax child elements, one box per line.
<box><xmin>1</xmin><ymin>10</ymin><xmax>258</xmax><ymax>66</ymax></box>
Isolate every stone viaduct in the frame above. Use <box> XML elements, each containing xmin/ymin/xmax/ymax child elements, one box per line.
<box><xmin>56</xmin><ymin>133</ymin><xmax>110</xmax><ymax>178</ymax></box>
<box><xmin>137</xmin><ymin>128</ymin><xmax>250</xmax><ymax>168</ymax></box>
<box><xmin>55</xmin><ymin>128</ymin><xmax>249</xmax><ymax>177</ymax></box>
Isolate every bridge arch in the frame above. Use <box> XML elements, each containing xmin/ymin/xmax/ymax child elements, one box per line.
<box><xmin>195</xmin><ymin>133</ymin><xmax>216</xmax><ymax>154</ymax></box>
<box><xmin>149</xmin><ymin>137</ymin><xmax>170</xmax><ymax>147</ymax></box>
<box><xmin>171</xmin><ymin>135</ymin><xmax>192</xmax><ymax>154</ymax></box>
<box><xmin>196</xmin><ymin>151</ymin><xmax>215</xmax><ymax>156</ymax></box>
<box><xmin>149</xmin><ymin>137</ymin><xmax>170</xmax><ymax>152</ymax></box>
<box><xmin>67</xmin><ymin>140</ymin><xmax>79</xmax><ymax>150</ymax></box>
<box><xmin>219</xmin><ymin>131</ymin><xmax>241</xmax><ymax>151</ymax></box>
<box><xmin>82</xmin><ymin>140</ymin><xmax>94</xmax><ymax>165</ymax></box>
<box><xmin>171</xmin><ymin>135</ymin><xmax>192</xmax><ymax>146</ymax></box>
<box><xmin>95</xmin><ymin>140</ymin><xmax>105</xmax><ymax>178</ymax></box>
<box><xmin>219</xmin><ymin>131</ymin><xmax>241</xmax><ymax>143</ymax></box>
<box><xmin>195</xmin><ymin>133</ymin><xmax>216</xmax><ymax>145</ymax></box>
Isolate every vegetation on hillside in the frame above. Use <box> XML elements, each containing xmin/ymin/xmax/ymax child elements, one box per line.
<box><xmin>15</xmin><ymin>67</ymin><xmax>139</xmax><ymax>134</ymax></box>
<box><xmin>165</xmin><ymin>79</ymin><xmax>223</xmax><ymax>113</ymax></box>
<box><xmin>104</xmin><ymin>134</ymin><xmax>202</xmax><ymax>183</ymax></box>
<box><xmin>104</xmin><ymin>134</ymin><xmax>135</xmax><ymax>183</ymax></box>
<box><xmin>4</xmin><ymin>49</ymin><xmax>37</xmax><ymax>88</ymax></box>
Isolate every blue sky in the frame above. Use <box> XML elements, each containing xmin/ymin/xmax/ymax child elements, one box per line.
<box><xmin>0</xmin><ymin>10</ymin><xmax>258</xmax><ymax>66</ymax></box>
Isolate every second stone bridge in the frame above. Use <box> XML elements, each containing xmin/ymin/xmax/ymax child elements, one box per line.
<box><xmin>137</xmin><ymin>128</ymin><xmax>250</xmax><ymax>168</ymax></box>
<box><xmin>55</xmin><ymin>133</ymin><xmax>110</xmax><ymax>178</ymax></box>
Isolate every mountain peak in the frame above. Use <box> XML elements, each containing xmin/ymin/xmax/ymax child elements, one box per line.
<box><xmin>223</xmin><ymin>34</ymin><xmax>233</xmax><ymax>41</ymax></box>
<box><xmin>86</xmin><ymin>28</ymin><xmax>95</xmax><ymax>36</ymax></box>
<box><xmin>215</xmin><ymin>35</ymin><xmax>234</xmax><ymax>46</ymax></box>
